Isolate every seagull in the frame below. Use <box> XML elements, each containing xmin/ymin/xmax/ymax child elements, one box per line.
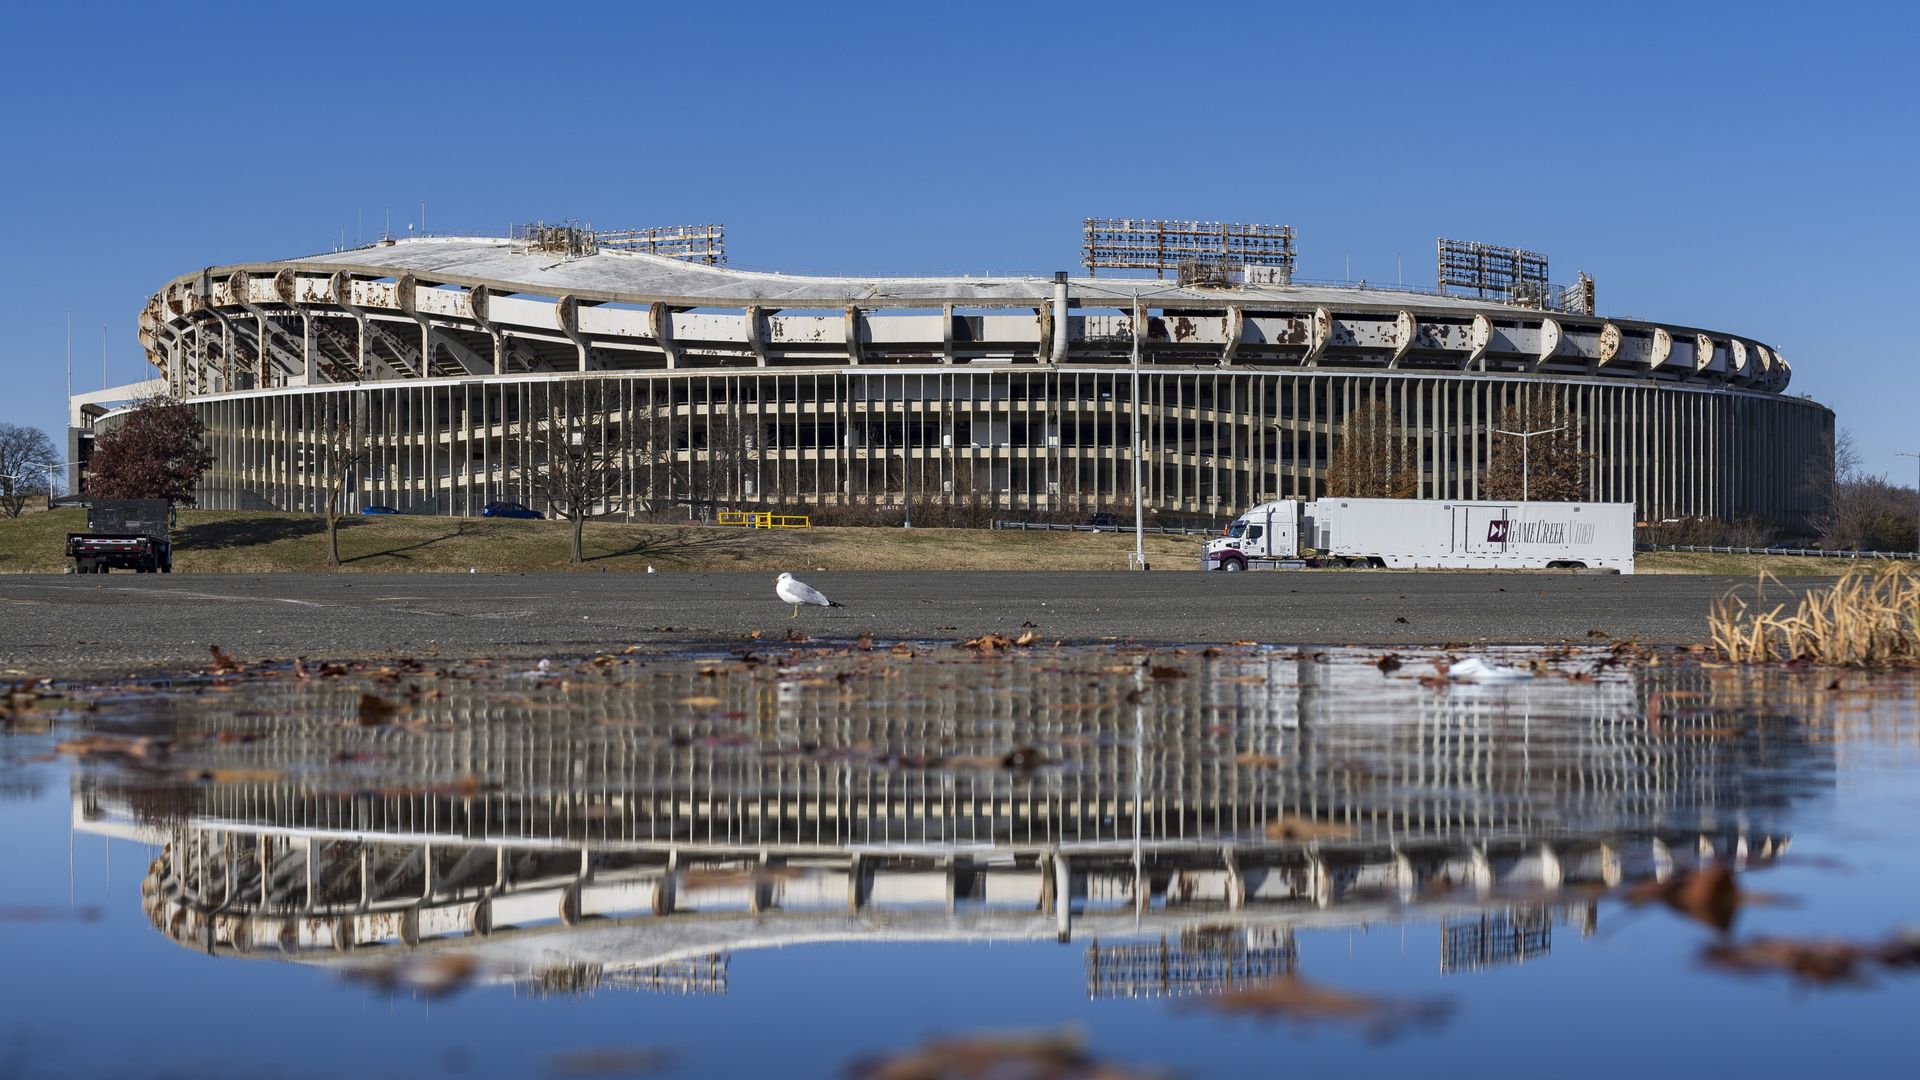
<box><xmin>775</xmin><ymin>572</ymin><xmax>843</xmax><ymax>618</ymax></box>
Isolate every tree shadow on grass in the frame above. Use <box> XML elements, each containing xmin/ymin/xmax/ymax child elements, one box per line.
<box><xmin>341</xmin><ymin>521</ymin><xmax>474</xmax><ymax>564</ymax></box>
<box><xmin>584</xmin><ymin>525</ymin><xmax>761</xmax><ymax>564</ymax></box>
<box><xmin>173</xmin><ymin>516</ymin><xmax>324</xmax><ymax>550</ymax></box>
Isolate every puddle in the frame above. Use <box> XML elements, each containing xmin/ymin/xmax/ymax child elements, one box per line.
<box><xmin>2</xmin><ymin>644</ymin><xmax>1917</xmax><ymax>1078</ymax></box>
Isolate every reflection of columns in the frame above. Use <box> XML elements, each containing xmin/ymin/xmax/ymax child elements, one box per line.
<box><xmin>1054</xmin><ymin>854</ymin><xmax>1072</xmax><ymax>942</ymax></box>
<box><xmin>846</xmin><ymin>853</ymin><xmax>865</xmax><ymax>913</ymax></box>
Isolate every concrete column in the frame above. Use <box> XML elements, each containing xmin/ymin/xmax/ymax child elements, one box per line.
<box><xmin>1050</xmin><ymin>272</ymin><xmax>1069</xmax><ymax>364</ymax></box>
<box><xmin>301</xmin><ymin>314</ymin><xmax>315</xmax><ymax>384</ymax></box>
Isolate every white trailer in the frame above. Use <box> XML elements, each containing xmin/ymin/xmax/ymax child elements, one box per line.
<box><xmin>1203</xmin><ymin>498</ymin><xmax>1635</xmax><ymax>573</ymax></box>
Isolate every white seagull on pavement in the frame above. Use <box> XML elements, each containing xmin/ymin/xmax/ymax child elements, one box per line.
<box><xmin>775</xmin><ymin>572</ymin><xmax>843</xmax><ymax>618</ymax></box>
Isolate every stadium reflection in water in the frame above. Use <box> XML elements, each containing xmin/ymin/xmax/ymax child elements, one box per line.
<box><xmin>72</xmin><ymin>647</ymin><xmax>1830</xmax><ymax>1001</ymax></box>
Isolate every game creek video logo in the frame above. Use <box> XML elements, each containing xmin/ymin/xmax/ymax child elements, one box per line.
<box><xmin>1487</xmin><ymin>519</ymin><xmax>1596</xmax><ymax>545</ymax></box>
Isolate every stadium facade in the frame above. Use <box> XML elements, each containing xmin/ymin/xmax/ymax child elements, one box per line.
<box><xmin>98</xmin><ymin>230</ymin><xmax>1832</xmax><ymax>525</ymax></box>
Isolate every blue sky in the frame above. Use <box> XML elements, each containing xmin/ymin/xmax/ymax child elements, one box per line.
<box><xmin>1</xmin><ymin>1</ymin><xmax>1914</xmax><ymax>480</ymax></box>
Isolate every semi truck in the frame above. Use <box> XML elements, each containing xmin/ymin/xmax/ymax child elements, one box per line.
<box><xmin>66</xmin><ymin>499</ymin><xmax>174</xmax><ymax>574</ymax></box>
<box><xmin>1203</xmin><ymin>497</ymin><xmax>1635</xmax><ymax>573</ymax></box>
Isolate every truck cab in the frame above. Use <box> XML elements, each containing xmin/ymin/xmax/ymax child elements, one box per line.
<box><xmin>1204</xmin><ymin>501</ymin><xmax>1302</xmax><ymax>571</ymax></box>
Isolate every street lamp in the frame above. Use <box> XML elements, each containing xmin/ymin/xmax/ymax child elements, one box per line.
<box><xmin>1</xmin><ymin>461</ymin><xmax>72</xmax><ymax>504</ymax></box>
<box><xmin>1899</xmin><ymin>452</ymin><xmax>1919</xmax><ymax>556</ymax></box>
<box><xmin>1489</xmin><ymin>426</ymin><xmax>1565</xmax><ymax>502</ymax></box>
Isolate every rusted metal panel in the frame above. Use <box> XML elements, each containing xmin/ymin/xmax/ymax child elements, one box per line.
<box><xmin>1305</xmin><ymin>307</ymin><xmax>1333</xmax><ymax>365</ymax></box>
<box><xmin>673</xmin><ymin>311</ymin><xmax>749</xmax><ymax>344</ymax></box>
<box><xmin>1650</xmin><ymin>327</ymin><xmax>1673</xmax><ymax>368</ymax></box>
<box><xmin>767</xmin><ymin>313</ymin><xmax>844</xmax><ymax>345</ymax></box>
<box><xmin>1467</xmin><ymin>314</ymin><xmax>1494</xmax><ymax>369</ymax></box>
<box><xmin>1537</xmin><ymin>318</ymin><xmax>1563</xmax><ymax>368</ymax></box>
<box><xmin>1597</xmin><ymin>322</ymin><xmax>1622</xmax><ymax>367</ymax></box>
<box><xmin>1695</xmin><ymin>334</ymin><xmax>1716</xmax><ymax>373</ymax></box>
<box><xmin>572</xmin><ymin>303</ymin><xmax>644</xmax><ymax>339</ymax></box>
<box><xmin>1257</xmin><ymin>315</ymin><xmax>1313</xmax><ymax>347</ymax></box>
<box><xmin>1387</xmin><ymin>310</ymin><xmax>1415</xmax><ymax>367</ymax></box>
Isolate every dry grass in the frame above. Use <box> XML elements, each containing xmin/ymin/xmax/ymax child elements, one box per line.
<box><xmin>1711</xmin><ymin>564</ymin><xmax>1920</xmax><ymax>667</ymax></box>
<box><xmin>1637</xmin><ymin>551</ymin><xmax>1914</xmax><ymax>577</ymax></box>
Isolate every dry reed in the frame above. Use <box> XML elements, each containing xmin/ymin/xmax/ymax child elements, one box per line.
<box><xmin>1710</xmin><ymin>564</ymin><xmax>1920</xmax><ymax>667</ymax></box>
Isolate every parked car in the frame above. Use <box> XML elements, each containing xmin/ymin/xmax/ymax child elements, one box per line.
<box><xmin>359</xmin><ymin>505</ymin><xmax>400</xmax><ymax>515</ymax></box>
<box><xmin>482</xmin><ymin>501</ymin><xmax>544</xmax><ymax>520</ymax></box>
<box><xmin>1085</xmin><ymin>512</ymin><xmax>1122</xmax><ymax>529</ymax></box>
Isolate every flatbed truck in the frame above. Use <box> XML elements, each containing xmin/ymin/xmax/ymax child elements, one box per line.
<box><xmin>66</xmin><ymin>499</ymin><xmax>174</xmax><ymax>574</ymax></box>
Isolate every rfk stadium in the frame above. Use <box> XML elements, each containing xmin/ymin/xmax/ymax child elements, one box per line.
<box><xmin>83</xmin><ymin>220</ymin><xmax>1831</xmax><ymax>525</ymax></box>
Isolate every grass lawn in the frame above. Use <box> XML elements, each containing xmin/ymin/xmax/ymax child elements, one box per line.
<box><xmin>0</xmin><ymin>509</ymin><xmax>1200</xmax><ymax>574</ymax></box>
<box><xmin>4</xmin><ymin>508</ymin><xmax>1904</xmax><ymax>575</ymax></box>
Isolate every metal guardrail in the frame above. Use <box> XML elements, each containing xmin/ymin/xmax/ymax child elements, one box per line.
<box><xmin>992</xmin><ymin>519</ymin><xmax>1216</xmax><ymax>536</ymax></box>
<box><xmin>1637</xmin><ymin>543</ymin><xmax>1919</xmax><ymax>560</ymax></box>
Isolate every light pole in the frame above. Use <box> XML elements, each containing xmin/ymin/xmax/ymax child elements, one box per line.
<box><xmin>1490</xmin><ymin>426</ymin><xmax>1565</xmax><ymax>502</ymax></box>
<box><xmin>902</xmin><ymin>374</ymin><xmax>912</xmax><ymax>529</ymax></box>
<box><xmin>1130</xmin><ymin>296</ymin><xmax>1146</xmax><ymax>570</ymax></box>
<box><xmin>1899</xmin><ymin>452</ymin><xmax>1919</xmax><ymax>555</ymax></box>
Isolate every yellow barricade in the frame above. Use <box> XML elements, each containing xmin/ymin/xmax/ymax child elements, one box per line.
<box><xmin>716</xmin><ymin>511</ymin><xmax>810</xmax><ymax>529</ymax></box>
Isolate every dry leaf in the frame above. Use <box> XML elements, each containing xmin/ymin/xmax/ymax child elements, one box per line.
<box><xmin>356</xmin><ymin>694</ymin><xmax>399</xmax><ymax>725</ymax></box>
<box><xmin>846</xmin><ymin>1030</ymin><xmax>1160</xmax><ymax>1080</ymax></box>
<box><xmin>1624</xmin><ymin>864</ymin><xmax>1743</xmax><ymax>934</ymax></box>
<box><xmin>1196</xmin><ymin>975</ymin><xmax>1452</xmax><ymax>1039</ymax></box>
<box><xmin>55</xmin><ymin>734</ymin><xmax>168</xmax><ymax>761</ymax></box>
<box><xmin>1001</xmin><ymin>745</ymin><xmax>1050</xmax><ymax>770</ymax></box>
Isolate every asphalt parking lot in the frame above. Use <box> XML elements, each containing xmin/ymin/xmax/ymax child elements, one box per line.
<box><xmin>0</xmin><ymin>570</ymin><xmax>1817</xmax><ymax>675</ymax></box>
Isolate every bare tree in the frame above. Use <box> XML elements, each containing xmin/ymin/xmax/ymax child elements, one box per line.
<box><xmin>316</xmin><ymin>400</ymin><xmax>369</xmax><ymax>566</ymax></box>
<box><xmin>686</xmin><ymin>400</ymin><xmax>751</xmax><ymax>515</ymax></box>
<box><xmin>1482</xmin><ymin>397</ymin><xmax>1592</xmax><ymax>501</ymax></box>
<box><xmin>1812</xmin><ymin>432</ymin><xmax>1918</xmax><ymax>551</ymax></box>
<box><xmin>1324</xmin><ymin>399</ymin><xmax>1418</xmax><ymax>498</ymax></box>
<box><xmin>0</xmin><ymin>422</ymin><xmax>58</xmax><ymax>517</ymax></box>
<box><xmin>531</xmin><ymin>380</ymin><xmax>625</xmax><ymax>564</ymax></box>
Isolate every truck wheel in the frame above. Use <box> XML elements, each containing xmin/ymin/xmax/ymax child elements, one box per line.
<box><xmin>160</xmin><ymin>562</ymin><xmax>172</xmax><ymax>574</ymax></box>
<box><xmin>1222</xmin><ymin>558</ymin><xmax>1244</xmax><ymax>572</ymax></box>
